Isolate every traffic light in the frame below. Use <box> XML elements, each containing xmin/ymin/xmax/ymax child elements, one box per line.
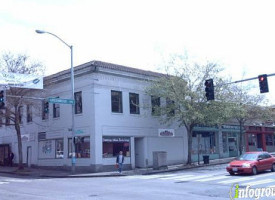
<box><xmin>205</xmin><ymin>79</ymin><xmax>214</xmax><ymax>101</ymax></box>
<box><xmin>258</xmin><ymin>74</ymin><xmax>269</xmax><ymax>93</ymax></box>
<box><xmin>0</xmin><ymin>90</ymin><xmax>5</xmax><ymax>109</ymax></box>
<box><xmin>43</xmin><ymin>101</ymin><xmax>49</xmax><ymax>113</ymax></box>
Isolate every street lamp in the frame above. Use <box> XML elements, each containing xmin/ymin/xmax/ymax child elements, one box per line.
<box><xmin>35</xmin><ymin>30</ymin><xmax>76</xmax><ymax>174</ymax></box>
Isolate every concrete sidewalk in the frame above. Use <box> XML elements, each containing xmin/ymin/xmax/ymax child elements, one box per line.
<box><xmin>0</xmin><ymin>157</ymin><xmax>235</xmax><ymax>178</ymax></box>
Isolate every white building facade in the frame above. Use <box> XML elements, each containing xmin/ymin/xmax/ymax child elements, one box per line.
<box><xmin>0</xmin><ymin>61</ymin><xmax>188</xmax><ymax>172</ymax></box>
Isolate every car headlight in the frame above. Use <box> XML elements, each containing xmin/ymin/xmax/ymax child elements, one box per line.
<box><xmin>227</xmin><ymin>164</ymin><xmax>231</xmax><ymax>167</ymax></box>
<box><xmin>242</xmin><ymin>163</ymin><xmax>251</xmax><ymax>168</ymax></box>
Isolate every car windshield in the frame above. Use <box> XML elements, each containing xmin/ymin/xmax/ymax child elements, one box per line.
<box><xmin>236</xmin><ymin>153</ymin><xmax>258</xmax><ymax>161</ymax></box>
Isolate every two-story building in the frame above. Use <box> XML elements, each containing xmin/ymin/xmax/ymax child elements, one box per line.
<box><xmin>0</xmin><ymin>61</ymin><xmax>188</xmax><ymax>172</ymax></box>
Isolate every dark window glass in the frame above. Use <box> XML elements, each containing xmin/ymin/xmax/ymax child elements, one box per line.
<box><xmin>42</xmin><ymin>100</ymin><xmax>49</xmax><ymax>120</ymax></box>
<box><xmin>74</xmin><ymin>91</ymin><xmax>82</xmax><ymax>114</ymax></box>
<box><xmin>55</xmin><ymin>139</ymin><xmax>64</xmax><ymax>159</ymax></box>
<box><xmin>166</xmin><ymin>98</ymin><xmax>175</xmax><ymax>116</ymax></box>
<box><xmin>5</xmin><ymin>109</ymin><xmax>10</xmax><ymax>125</ymax></box>
<box><xmin>151</xmin><ymin>96</ymin><xmax>160</xmax><ymax>116</ymax></box>
<box><xmin>19</xmin><ymin>106</ymin><xmax>23</xmax><ymax>124</ymax></box>
<box><xmin>53</xmin><ymin>97</ymin><xmax>60</xmax><ymax>118</ymax></box>
<box><xmin>27</xmin><ymin>104</ymin><xmax>32</xmax><ymax>123</ymax></box>
<box><xmin>265</xmin><ymin>134</ymin><xmax>273</xmax><ymax>146</ymax></box>
<box><xmin>68</xmin><ymin>136</ymin><xmax>90</xmax><ymax>158</ymax></box>
<box><xmin>129</xmin><ymin>93</ymin><xmax>140</xmax><ymax>114</ymax></box>
<box><xmin>103</xmin><ymin>138</ymin><xmax>130</xmax><ymax>157</ymax></box>
<box><xmin>111</xmin><ymin>90</ymin><xmax>123</xmax><ymax>113</ymax></box>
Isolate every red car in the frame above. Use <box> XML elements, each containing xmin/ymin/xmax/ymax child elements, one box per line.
<box><xmin>226</xmin><ymin>152</ymin><xmax>275</xmax><ymax>175</ymax></box>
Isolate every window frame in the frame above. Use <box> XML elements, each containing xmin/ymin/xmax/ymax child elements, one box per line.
<box><xmin>42</xmin><ymin>100</ymin><xmax>49</xmax><ymax>120</ymax></box>
<box><xmin>68</xmin><ymin>136</ymin><xmax>90</xmax><ymax>158</ymax></box>
<box><xmin>53</xmin><ymin>97</ymin><xmax>60</xmax><ymax>118</ymax></box>
<box><xmin>27</xmin><ymin>104</ymin><xmax>32</xmax><ymax>123</ymax></box>
<box><xmin>19</xmin><ymin>106</ymin><xmax>23</xmax><ymax>124</ymax></box>
<box><xmin>111</xmin><ymin>90</ymin><xmax>123</xmax><ymax>113</ymax></box>
<box><xmin>151</xmin><ymin>96</ymin><xmax>160</xmax><ymax>116</ymax></box>
<box><xmin>74</xmin><ymin>91</ymin><xmax>83</xmax><ymax>114</ymax></box>
<box><xmin>129</xmin><ymin>92</ymin><xmax>140</xmax><ymax>114</ymax></box>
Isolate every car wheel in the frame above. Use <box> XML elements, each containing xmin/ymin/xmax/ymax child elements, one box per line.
<box><xmin>229</xmin><ymin>172</ymin><xmax>235</xmax><ymax>175</ymax></box>
<box><xmin>271</xmin><ymin>164</ymin><xmax>275</xmax><ymax>172</ymax></box>
<box><xmin>252</xmin><ymin>166</ymin><xmax>257</xmax><ymax>175</ymax></box>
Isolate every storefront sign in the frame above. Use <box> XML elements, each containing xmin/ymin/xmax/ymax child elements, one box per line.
<box><xmin>158</xmin><ymin>129</ymin><xmax>175</xmax><ymax>137</ymax></box>
<box><xmin>21</xmin><ymin>134</ymin><xmax>30</xmax><ymax>142</ymax></box>
<box><xmin>103</xmin><ymin>137</ymin><xmax>130</xmax><ymax>142</ymax></box>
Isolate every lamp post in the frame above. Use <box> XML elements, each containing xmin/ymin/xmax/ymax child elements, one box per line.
<box><xmin>35</xmin><ymin>30</ymin><xmax>76</xmax><ymax>174</ymax></box>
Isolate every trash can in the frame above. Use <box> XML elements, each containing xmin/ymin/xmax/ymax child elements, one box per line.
<box><xmin>203</xmin><ymin>155</ymin><xmax>209</xmax><ymax>164</ymax></box>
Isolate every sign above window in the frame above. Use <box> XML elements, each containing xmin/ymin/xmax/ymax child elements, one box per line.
<box><xmin>103</xmin><ymin>137</ymin><xmax>130</xmax><ymax>143</ymax></box>
<box><xmin>158</xmin><ymin>129</ymin><xmax>175</xmax><ymax>137</ymax></box>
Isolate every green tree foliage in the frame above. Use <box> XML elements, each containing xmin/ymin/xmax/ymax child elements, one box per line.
<box><xmin>226</xmin><ymin>84</ymin><xmax>272</xmax><ymax>155</ymax></box>
<box><xmin>146</xmin><ymin>54</ymin><xmax>232</xmax><ymax>164</ymax></box>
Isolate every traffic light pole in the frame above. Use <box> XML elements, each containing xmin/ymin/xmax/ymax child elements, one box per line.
<box><xmin>220</xmin><ymin>73</ymin><xmax>275</xmax><ymax>86</ymax></box>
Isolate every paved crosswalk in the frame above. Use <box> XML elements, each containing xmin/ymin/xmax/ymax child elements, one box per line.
<box><xmin>0</xmin><ymin>178</ymin><xmax>31</xmax><ymax>185</ymax></box>
<box><xmin>122</xmin><ymin>172</ymin><xmax>275</xmax><ymax>187</ymax></box>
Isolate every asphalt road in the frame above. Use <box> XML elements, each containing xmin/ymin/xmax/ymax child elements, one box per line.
<box><xmin>0</xmin><ymin>164</ymin><xmax>275</xmax><ymax>200</ymax></box>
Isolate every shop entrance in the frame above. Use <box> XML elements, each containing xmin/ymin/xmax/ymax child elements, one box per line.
<box><xmin>135</xmin><ymin>138</ymin><xmax>145</xmax><ymax>168</ymax></box>
<box><xmin>228</xmin><ymin>137</ymin><xmax>238</xmax><ymax>157</ymax></box>
<box><xmin>257</xmin><ymin>134</ymin><xmax>263</xmax><ymax>150</ymax></box>
<box><xmin>27</xmin><ymin>146</ymin><xmax>32</xmax><ymax>167</ymax></box>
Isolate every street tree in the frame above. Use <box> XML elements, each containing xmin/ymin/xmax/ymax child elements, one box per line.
<box><xmin>0</xmin><ymin>53</ymin><xmax>44</xmax><ymax>169</ymax></box>
<box><xmin>146</xmin><ymin>54</ymin><xmax>232</xmax><ymax>164</ymax></box>
<box><xmin>226</xmin><ymin>83</ymin><xmax>272</xmax><ymax>155</ymax></box>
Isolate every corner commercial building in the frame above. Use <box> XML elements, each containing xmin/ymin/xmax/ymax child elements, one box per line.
<box><xmin>0</xmin><ymin>61</ymin><xmax>187</xmax><ymax>171</ymax></box>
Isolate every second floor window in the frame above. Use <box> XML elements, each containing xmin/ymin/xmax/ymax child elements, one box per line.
<box><xmin>151</xmin><ymin>96</ymin><xmax>160</xmax><ymax>116</ymax></box>
<box><xmin>42</xmin><ymin>100</ymin><xmax>49</xmax><ymax>120</ymax></box>
<box><xmin>53</xmin><ymin>98</ymin><xmax>60</xmax><ymax>118</ymax></box>
<box><xmin>129</xmin><ymin>93</ymin><xmax>140</xmax><ymax>114</ymax></box>
<box><xmin>27</xmin><ymin>104</ymin><xmax>32</xmax><ymax>123</ymax></box>
<box><xmin>111</xmin><ymin>90</ymin><xmax>123</xmax><ymax>113</ymax></box>
<box><xmin>19</xmin><ymin>106</ymin><xmax>23</xmax><ymax>124</ymax></box>
<box><xmin>166</xmin><ymin>98</ymin><xmax>175</xmax><ymax>117</ymax></box>
<box><xmin>74</xmin><ymin>91</ymin><xmax>82</xmax><ymax>114</ymax></box>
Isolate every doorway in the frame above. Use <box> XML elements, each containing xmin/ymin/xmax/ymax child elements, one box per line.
<box><xmin>135</xmin><ymin>138</ymin><xmax>145</xmax><ymax>168</ymax></box>
<box><xmin>27</xmin><ymin>146</ymin><xmax>32</xmax><ymax>168</ymax></box>
<box><xmin>228</xmin><ymin>137</ymin><xmax>238</xmax><ymax>157</ymax></box>
<box><xmin>257</xmin><ymin>134</ymin><xmax>263</xmax><ymax>150</ymax></box>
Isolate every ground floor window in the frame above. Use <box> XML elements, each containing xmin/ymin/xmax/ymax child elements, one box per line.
<box><xmin>192</xmin><ymin>132</ymin><xmax>216</xmax><ymax>154</ymax></box>
<box><xmin>222</xmin><ymin>132</ymin><xmax>228</xmax><ymax>153</ymax></box>
<box><xmin>103</xmin><ymin>137</ymin><xmax>130</xmax><ymax>158</ymax></box>
<box><xmin>39</xmin><ymin>139</ymin><xmax>64</xmax><ymax>159</ymax></box>
<box><xmin>248</xmin><ymin>134</ymin><xmax>257</xmax><ymax>146</ymax></box>
<box><xmin>265</xmin><ymin>134</ymin><xmax>273</xmax><ymax>146</ymax></box>
<box><xmin>68</xmin><ymin>136</ymin><xmax>90</xmax><ymax>158</ymax></box>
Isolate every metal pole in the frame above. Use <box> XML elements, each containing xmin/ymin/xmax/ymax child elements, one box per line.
<box><xmin>70</xmin><ymin>45</ymin><xmax>76</xmax><ymax>174</ymax></box>
<box><xmin>35</xmin><ymin>30</ymin><xmax>76</xmax><ymax>174</ymax></box>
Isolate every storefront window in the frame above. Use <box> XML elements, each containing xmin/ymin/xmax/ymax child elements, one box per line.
<box><xmin>222</xmin><ymin>132</ymin><xmax>228</xmax><ymax>153</ymax></box>
<box><xmin>191</xmin><ymin>132</ymin><xmax>216</xmax><ymax>154</ymax></box>
<box><xmin>248</xmin><ymin>134</ymin><xmax>257</xmax><ymax>146</ymax></box>
<box><xmin>55</xmin><ymin>139</ymin><xmax>64</xmax><ymax>158</ymax></box>
<box><xmin>68</xmin><ymin>136</ymin><xmax>90</xmax><ymax>158</ymax></box>
<box><xmin>38</xmin><ymin>139</ymin><xmax>64</xmax><ymax>159</ymax></box>
<box><xmin>265</xmin><ymin>134</ymin><xmax>273</xmax><ymax>146</ymax></box>
<box><xmin>103</xmin><ymin>137</ymin><xmax>130</xmax><ymax>158</ymax></box>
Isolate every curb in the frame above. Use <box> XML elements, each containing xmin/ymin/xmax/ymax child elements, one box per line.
<box><xmin>142</xmin><ymin>160</ymin><xmax>232</xmax><ymax>175</ymax></box>
<box><xmin>0</xmin><ymin>159</ymin><xmax>234</xmax><ymax>178</ymax></box>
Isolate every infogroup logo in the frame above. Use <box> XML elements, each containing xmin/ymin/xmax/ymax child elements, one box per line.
<box><xmin>229</xmin><ymin>184</ymin><xmax>275</xmax><ymax>200</ymax></box>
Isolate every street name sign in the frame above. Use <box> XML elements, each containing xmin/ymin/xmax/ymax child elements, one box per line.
<box><xmin>48</xmin><ymin>97</ymin><xmax>75</xmax><ymax>104</ymax></box>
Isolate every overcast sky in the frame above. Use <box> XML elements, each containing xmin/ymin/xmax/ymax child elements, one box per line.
<box><xmin>0</xmin><ymin>0</ymin><xmax>274</xmax><ymax>104</ymax></box>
